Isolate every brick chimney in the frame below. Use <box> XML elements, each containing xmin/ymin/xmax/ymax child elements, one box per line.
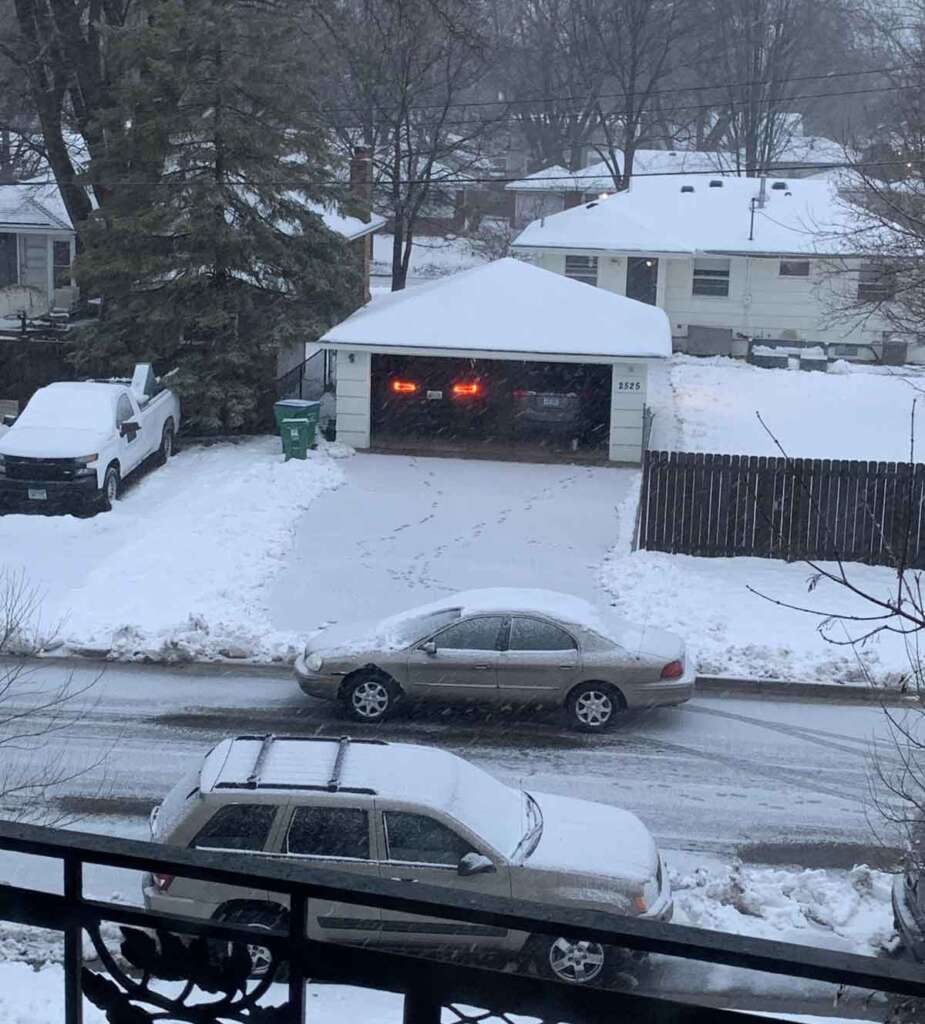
<box><xmin>349</xmin><ymin>146</ymin><xmax>372</xmax><ymax>224</ymax></box>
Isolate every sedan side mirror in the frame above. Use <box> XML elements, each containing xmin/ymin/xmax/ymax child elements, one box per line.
<box><xmin>420</xmin><ymin>640</ymin><xmax>437</xmax><ymax>656</ymax></box>
<box><xmin>119</xmin><ymin>419</ymin><xmax>139</xmax><ymax>438</ymax></box>
<box><xmin>458</xmin><ymin>852</ymin><xmax>495</xmax><ymax>877</ymax></box>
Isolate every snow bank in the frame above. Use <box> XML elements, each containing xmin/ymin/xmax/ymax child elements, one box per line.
<box><xmin>657</xmin><ymin>356</ymin><xmax>925</xmax><ymax>461</ymax></box>
<box><xmin>0</xmin><ymin>437</ymin><xmax>344</xmax><ymax>663</ymax></box>
<box><xmin>673</xmin><ymin>861</ymin><xmax>895</xmax><ymax>959</ymax></box>
<box><xmin>600</xmin><ymin>548</ymin><xmax>911</xmax><ymax>682</ymax></box>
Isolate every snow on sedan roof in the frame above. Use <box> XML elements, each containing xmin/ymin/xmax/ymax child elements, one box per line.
<box><xmin>513</xmin><ymin>175</ymin><xmax>870</xmax><ymax>257</ymax></box>
<box><xmin>320</xmin><ymin>257</ymin><xmax>671</xmax><ymax>360</ymax></box>
<box><xmin>203</xmin><ymin>737</ymin><xmax>526</xmax><ymax>856</ymax></box>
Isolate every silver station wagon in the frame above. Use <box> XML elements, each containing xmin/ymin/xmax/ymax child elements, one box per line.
<box><xmin>144</xmin><ymin>735</ymin><xmax>673</xmax><ymax>985</ymax></box>
<box><xmin>295</xmin><ymin>588</ymin><xmax>693</xmax><ymax>730</ymax></box>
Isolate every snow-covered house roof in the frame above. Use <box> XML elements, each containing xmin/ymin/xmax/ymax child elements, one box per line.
<box><xmin>513</xmin><ymin>175</ymin><xmax>867</xmax><ymax>257</ymax></box>
<box><xmin>320</xmin><ymin>257</ymin><xmax>671</xmax><ymax>360</ymax></box>
<box><xmin>0</xmin><ymin>181</ymin><xmax>73</xmax><ymax>232</ymax></box>
<box><xmin>305</xmin><ymin>201</ymin><xmax>385</xmax><ymax>241</ymax></box>
<box><xmin>506</xmin><ymin>150</ymin><xmax>735</xmax><ymax>194</ymax></box>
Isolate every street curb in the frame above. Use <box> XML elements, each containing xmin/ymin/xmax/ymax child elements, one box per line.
<box><xmin>8</xmin><ymin>655</ymin><xmax>919</xmax><ymax>705</ymax></box>
<box><xmin>696</xmin><ymin>674</ymin><xmax>917</xmax><ymax>707</ymax></box>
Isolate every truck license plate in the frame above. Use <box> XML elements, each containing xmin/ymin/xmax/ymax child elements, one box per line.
<box><xmin>543</xmin><ymin>396</ymin><xmax>561</xmax><ymax>407</ymax></box>
<box><xmin>426</xmin><ymin>390</ymin><xmax>443</xmax><ymax>400</ymax></box>
<box><xmin>28</xmin><ymin>488</ymin><xmax>47</xmax><ymax>501</ymax></box>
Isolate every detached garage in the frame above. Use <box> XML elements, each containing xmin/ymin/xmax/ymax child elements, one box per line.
<box><xmin>320</xmin><ymin>258</ymin><xmax>670</xmax><ymax>464</ymax></box>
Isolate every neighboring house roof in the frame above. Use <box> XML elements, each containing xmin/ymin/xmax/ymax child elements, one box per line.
<box><xmin>506</xmin><ymin>150</ymin><xmax>736</xmax><ymax>194</ymax></box>
<box><xmin>320</xmin><ymin>256</ymin><xmax>671</xmax><ymax>359</ymax></box>
<box><xmin>306</xmin><ymin>201</ymin><xmax>385</xmax><ymax>241</ymax></box>
<box><xmin>512</xmin><ymin>175</ymin><xmax>869</xmax><ymax>257</ymax></box>
<box><xmin>771</xmin><ymin>133</ymin><xmax>844</xmax><ymax>168</ymax></box>
<box><xmin>0</xmin><ymin>181</ymin><xmax>73</xmax><ymax>232</ymax></box>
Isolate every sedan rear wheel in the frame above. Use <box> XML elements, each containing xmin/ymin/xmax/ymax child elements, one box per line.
<box><xmin>567</xmin><ymin>683</ymin><xmax>621</xmax><ymax>732</ymax></box>
<box><xmin>343</xmin><ymin>672</ymin><xmax>395</xmax><ymax>723</ymax></box>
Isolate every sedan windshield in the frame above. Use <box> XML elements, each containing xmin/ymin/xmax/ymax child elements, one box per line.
<box><xmin>390</xmin><ymin>607</ymin><xmax>461</xmax><ymax>645</ymax></box>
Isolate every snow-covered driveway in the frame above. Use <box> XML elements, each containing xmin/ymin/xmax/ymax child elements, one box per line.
<box><xmin>269</xmin><ymin>453</ymin><xmax>637</xmax><ymax>633</ymax></box>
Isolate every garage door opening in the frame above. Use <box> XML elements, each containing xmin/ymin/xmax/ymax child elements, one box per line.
<box><xmin>370</xmin><ymin>354</ymin><xmax>612</xmax><ymax>462</ymax></box>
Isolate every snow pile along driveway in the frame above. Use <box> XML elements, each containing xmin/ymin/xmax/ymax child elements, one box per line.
<box><xmin>0</xmin><ymin>438</ymin><xmax>344</xmax><ymax>662</ymax></box>
<box><xmin>673</xmin><ymin>861</ymin><xmax>895</xmax><ymax>958</ymax></box>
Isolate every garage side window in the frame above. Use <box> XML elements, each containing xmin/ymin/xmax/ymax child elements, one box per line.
<box><xmin>286</xmin><ymin>806</ymin><xmax>370</xmax><ymax>860</ymax></box>
<box><xmin>564</xmin><ymin>255</ymin><xmax>598</xmax><ymax>287</ymax></box>
<box><xmin>384</xmin><ymin>811</ymin><xmax>475</xmax><ymax>866</ymax></box>
<box><xmin>508</xmin><ymin>617</ymin><xmax>577</xmax><ymax>651</ymax></box>
<box><xmin>433</xmin><ymin>616</ymin><xmax>505</xmax><ymax>651</ymax></box>
<box><xmin>190</xmin><ymin>804</ymin><xmax>277</xmax><ymax>852</ymax></box>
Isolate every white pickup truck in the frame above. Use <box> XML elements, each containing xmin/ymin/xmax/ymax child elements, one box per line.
<box><xmin>0</xmin><ymin>364</ymin><xmax>180</xmax><ymax>514</ymax></box>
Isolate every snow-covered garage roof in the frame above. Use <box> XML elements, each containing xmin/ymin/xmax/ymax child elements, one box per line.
<box><xmin>513</xmin><ymin>175</ymin><xmax>864</xmax><ymax>257</ymax></box>
<box><xmin>320</xmin><ymin>257</ymin><xmax>671</xmax><ymax>360</ymax></box>
<box><xmin>0</xmin><ymin>181</ymin><xmax>72</xmax><ymax>232</ymax></box>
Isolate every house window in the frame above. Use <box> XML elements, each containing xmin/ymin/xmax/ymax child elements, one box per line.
<box><xmin>53</xmin><ymin>240</ymin><xmax>72</xmax><ymax>289</ymax></box>
<box><xmin>692</xmin><ymin>258</ymin><xmax>730</xmax><ymax>297</ymax></box>
<box><xmin>779</xmin><ymin>259</ymin><xmax>810</xmax><ymax>278</ymax></box>
<box><xmin>858</xmin><ymin>262</ymin><xmax>896</xmax><ymax>303</ymax></box>
<box><xmin>0</xmin><ymin>233</ymin><xmax>17</xmax><ymax>288</ymax></box>
<box><xmin>564</xmin><ymin>254</ymin><xmax>598</xmax><ymax>286</ymax></box>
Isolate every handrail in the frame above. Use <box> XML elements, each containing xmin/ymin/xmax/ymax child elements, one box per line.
<box><xmin>0</xmin><ymin>818</ymin><xmax>922</xmax><ymax>1000</ymax></box>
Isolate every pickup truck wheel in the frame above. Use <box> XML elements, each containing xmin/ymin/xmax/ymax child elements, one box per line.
<box><xmin>156</xmin><ymin>421</ymin><xmax>175</xmax><ymax>465</ymax></box>
<box><xmin>102</xmin><ymin>465</ymin><xmax>120</xmax><ymax>510</ymax></box>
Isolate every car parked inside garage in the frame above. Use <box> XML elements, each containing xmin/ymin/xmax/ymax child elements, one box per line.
<box><xmin>294</xmin><ymin>588</ymin><xmax>693</xmax><ymax>730</ymax></box>
<box><xmin>145</xmin><ymin>734</ymin><xmax>672</xmax><ymax>984</ymax></box>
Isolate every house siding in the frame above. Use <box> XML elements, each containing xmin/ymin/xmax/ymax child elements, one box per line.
<box><xmin>530</xmin><ymin>248</ymin><xmax>891</xmax><ymax>352</ymax></box>
<box><xmin>334</xmin><ymin>349</ymin><xmax>371</xmax><ymax>450</ymax></box>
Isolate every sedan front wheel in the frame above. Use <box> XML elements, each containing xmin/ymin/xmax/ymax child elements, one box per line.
<box><xmin>342</xmin><ymin>672</ymin><xmax>396</xmax><ymax>723</ymax></box>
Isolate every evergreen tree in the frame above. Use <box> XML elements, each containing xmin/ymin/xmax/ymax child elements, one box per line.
<box><xmin>74</xmin><ymin>0</ymin><xmax>359</xmax><ymax>432</ymax></box>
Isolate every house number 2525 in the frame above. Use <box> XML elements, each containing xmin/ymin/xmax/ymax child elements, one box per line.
<box><xmin>615</xmin><ymin>380</ymin><xmax>642</xmax><ymax>392</ymax></box>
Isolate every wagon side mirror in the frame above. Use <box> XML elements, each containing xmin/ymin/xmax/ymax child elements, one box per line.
<box><xmin>420</xmin><ymin>640</ymin><xmax>437</xmax><ymax>656</ymax></box>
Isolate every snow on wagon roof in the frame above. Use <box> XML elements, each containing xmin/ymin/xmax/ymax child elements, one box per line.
<box><xmin>320</xmin><ymin>257</ymin><xmax>671</xmax><ymax>360</ymax></box>
<box><xmin>201</xmin><ymin>736</ymin><xmax>525</xmax><ymax>855</ymax></box>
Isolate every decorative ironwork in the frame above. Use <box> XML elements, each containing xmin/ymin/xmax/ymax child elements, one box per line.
<box><xmin>82</xmin><ymin>924</ymin><xmax>290</xmax><ymax>1022</ymax></box>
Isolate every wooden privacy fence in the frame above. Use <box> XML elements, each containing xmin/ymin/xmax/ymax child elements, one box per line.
<box><xmin>637</xmin><ymin>450</ymin><xmax>925</xmax><ymax>567</ymax></box>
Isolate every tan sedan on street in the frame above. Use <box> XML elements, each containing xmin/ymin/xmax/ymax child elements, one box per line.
<box><xmin>294</xmin><ymin>588</ymin><xmax>693</xmax><ymax>730</ymax></box>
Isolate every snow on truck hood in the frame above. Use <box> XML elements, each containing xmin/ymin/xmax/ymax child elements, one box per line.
<box><xmin>525</xmin><ymin>791</ymin><xmax>658</xmax><ymax>881</ymax></box>
<box><xmin>0</xmin><ymin>425</ymin><xmax>111</xmax><ymax>458</ymax></box>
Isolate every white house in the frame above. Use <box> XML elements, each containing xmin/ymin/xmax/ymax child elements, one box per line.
<box><xmin>319</xmin><ymin>257</ymin><xmax>670</xmax><ymax>465</ymax></box>
<box><xmin>0</xmin><ymin>181</ymin><xmax>77</xmax><ymax>320</ymax></box>
<box><xmin>512</xmin><ymin>174</ymin><xmax>894</xmax><ymax>360</ymax></box>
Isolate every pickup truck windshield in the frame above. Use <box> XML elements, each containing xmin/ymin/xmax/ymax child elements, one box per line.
<box><xmin>18</xmin><ymin>389</ymin><xmax>115</xmax><ymax>432</ymax></box>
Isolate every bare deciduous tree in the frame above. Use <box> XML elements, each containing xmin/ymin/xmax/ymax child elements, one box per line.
<box><xmin>0</xmin><ymin>570</ymin><xmax>106</xmax><ymax>824</ymax></box>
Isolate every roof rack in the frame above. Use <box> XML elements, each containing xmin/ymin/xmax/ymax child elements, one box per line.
<box><xmin>327</xmin><ymin>736</ymin><xmax>351</xmax><ymax>791</ymax></box>
<box><xmin>246</xmin><ymin>734</ymin><xmax>275</xmax><ymax>789</ymax></box>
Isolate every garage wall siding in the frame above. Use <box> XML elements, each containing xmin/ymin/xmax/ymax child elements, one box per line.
<box><xmin>334</xmin><ymin>349</ymin><xmax>371</xmax><ymax>449</ymax></box>
<box><xmin>609</xmin><ymin>362</ymin><xmax>647</xmax><ymax>464</ymax></box>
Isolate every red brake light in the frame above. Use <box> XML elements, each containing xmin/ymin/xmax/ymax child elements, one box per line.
<box><xmin>660</xmin><ymin>659</ymin><xmax>684</xmax><ymax>680</ymax></box>
<box><xmin>452</xmin><ymin>381</ymin><xmax>480</xmax><ymax>397</ymax></box>
<box><xmin>391</xmin><ymin>380</ymin><xmax>418</xmax><ymax>394</ymax></box>
<box><xmin>152</xmin><ymin>872</ymin><xmax>174</xmax><ymax>892</ymax></box>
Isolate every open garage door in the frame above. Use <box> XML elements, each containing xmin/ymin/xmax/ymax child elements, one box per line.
<box><xmin>370</xmin><ymin>354</ymin><xmax>611</xmax><ymax>462</ymax></box>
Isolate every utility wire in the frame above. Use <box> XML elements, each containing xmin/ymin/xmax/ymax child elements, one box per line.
<box><xmin>316</xmin><ymin>58</ymin><xmax>925</xmax><ymax>117</ymax></box>
<box><xmin>0</xmin><ymin>157</ymin><xmax>914</xmax><ymax>189</ymax></box>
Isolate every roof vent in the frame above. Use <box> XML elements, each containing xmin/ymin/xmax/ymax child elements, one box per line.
<box><xmin>709</xmin><ymin>179</ymin><xmax>723</xmax><ymax>188</ymax></box>
<box><xmin>680</xmin><ymin>185</ymin><xmax>695</xmax><ymax>193</ymax></box>
<box><xmin>771</xmin><ymin>180</ymin><xmax>788</xmax><ymax>190</ymax></box>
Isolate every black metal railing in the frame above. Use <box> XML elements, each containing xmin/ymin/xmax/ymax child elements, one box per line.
<box><xmin>275</xmin><ymin>350</ymin><xmax>333</xmax><ymax>402</ymax></box>
<box><xmin>0</xmin><ymin>819</ymin><xmax>923</xmax><ymax>1024</ymax></box>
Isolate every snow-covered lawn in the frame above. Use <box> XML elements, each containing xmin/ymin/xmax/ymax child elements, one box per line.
<box><xmin>0</xmin><ymin>438</ymin><xmax>344</xmax><ymax>662</ymax></box>
<box><xmin>371</xmin><ymin>233</ymin><xmax>485</xmax><ymax>290</ymax></box>
<box><xmin>650</xmin><ymin>355</ymin><xmax>925</xmax><ymax>460</ymax></box>
<box><xmin>601</xmin><ymin>544</ymin><xmax>910</xmax><ymax>682</ymax></box>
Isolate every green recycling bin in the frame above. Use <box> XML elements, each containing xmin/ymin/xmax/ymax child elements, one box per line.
<box><xmin>273</xmin><ymin>399</ymin><xmax>320</xmax><ymax>455</ymax></box>
<box><xmin>280</xmin><ymin>418</ymin><xmax>313</xmax><ymax>460</ymax></box>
